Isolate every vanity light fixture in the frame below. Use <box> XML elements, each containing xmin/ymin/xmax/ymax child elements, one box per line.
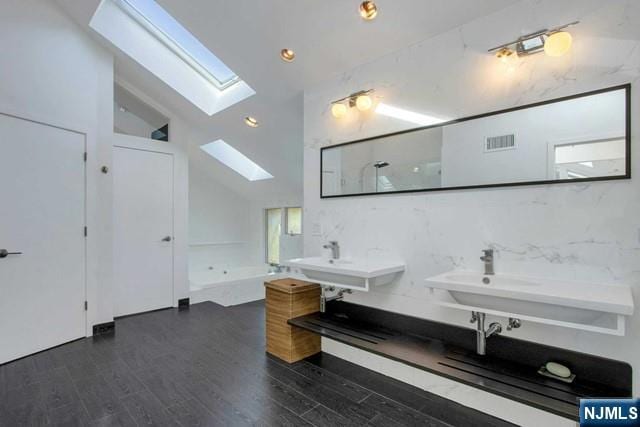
<box><xmin>359</xmin><ymin>1</ymin><xmax>378</xmax><ymax>20</ymax></box>
<box><xmin>330</xmin><ymin>89</ymin><xmax>374</xmax><ymax>119</ymax></box>
<box><xmin>488</xmin><ymin>21</ymin><xmax>579</xmax><ymax>60</ymax></box>
<box><xmin>244</xmin><ymin>116</ymin><xmax>259</xmax><ymax>128</ymax></box>
<box><xmin>331</xmin><ymin>103</ymin><xmax>348</xmax><ymax>118</ymax></box>
<box><xmin>280</xmin><ymin>48</ymin><xmax>295</xmax><ymax>62</ymax></box>
<box><xmin>495</xmin><ymin>47</ymin><xmax>516</xmax><ymax>64</ymax></box>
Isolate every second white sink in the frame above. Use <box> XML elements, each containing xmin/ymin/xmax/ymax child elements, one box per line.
<box><xmin>426</xmin><ymin>270</ymin><xmax>634</xmax><ymax>335</ymax></box>
<box><xmin>283</xmin><ymin>256</ymin><xmax>405</xmax><ymax>291</ymax></box>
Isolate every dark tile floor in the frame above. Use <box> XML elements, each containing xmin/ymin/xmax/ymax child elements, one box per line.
<box><xmin>0</xmin><ymin>301</ymin><xmax>515</xmax><ymax>426</ymax></box>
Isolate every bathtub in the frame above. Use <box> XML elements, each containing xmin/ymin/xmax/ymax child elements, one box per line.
<box><xmin>189</xmin><ymin>265</ymin><xmax>285</xmax><ymax>306</ymax></box>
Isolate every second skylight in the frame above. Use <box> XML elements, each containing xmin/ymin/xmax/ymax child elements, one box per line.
<box><xmin>201</xmin><ymin>140</ymin><xmax>273</xmax><ymax>181</ymax></box>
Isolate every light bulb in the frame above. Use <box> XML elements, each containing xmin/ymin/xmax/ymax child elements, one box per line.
<box><xmin>544</xmin><ymin>31</ymin><xmax>572</xmax><ymax>57</ymax></box>
<box><xmin>359</xmin><ymin>1</ymin><xmax>377</xmax><ymax>20</ymax></box>
<box><xmin>280</xmin><ymin>48</ymin><xmax>295</xmax><ymax>62</ymax></box>
<box><xmin>495</xmin><ymin>47</ymin><xmax>515</xmax><ymax>64</ymax></box>
<box><xmin>331</xmin><ymin>103</ymin><xmax>347</xmax><ymax>118</ymax></box>
<box><xmin>244</xmin><ymin>116</ymin><xmax>259</xmax><ymax>128</ymax></box>
<box><xmin>355</xmin><ymin>94</ymin><xmax>373</xmax><ymax>111</ymax></box>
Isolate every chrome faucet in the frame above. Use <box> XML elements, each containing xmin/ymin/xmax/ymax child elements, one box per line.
<box><xmin>470</xmin><ymin>312</ymin><xmax>502</xmax><ymax>355</ymax></box>
<box><xmin>320</xmin><ymin>286</ymin><xmax>352</xmax><ymax>313</ymax></box>
<box><xmin>480</xmin><ymin>249</ymin><xmax>495</xmax><ymax>275</ymax></box>
<box><xmin>323</xmin><ymin>241</ymin><xmax>340</xmax><ymax>260</ymax></box>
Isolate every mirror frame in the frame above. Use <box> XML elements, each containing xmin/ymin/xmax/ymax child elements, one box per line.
<box><xmin>320</xmin><ymin>84</ymin><xmax>631</xmax><ymax>199</ymax></box>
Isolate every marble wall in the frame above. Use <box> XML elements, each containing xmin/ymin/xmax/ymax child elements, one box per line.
<box><xmin>303</xmin><ymin>0</ymin><xmax>640</xmax><ymax>391</ymax></box>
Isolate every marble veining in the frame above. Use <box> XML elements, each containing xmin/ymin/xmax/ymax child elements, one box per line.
<box><xmin>303</xmin><ymin>0</ymin><xmax>640</xmax><ymax>392</ymax></box>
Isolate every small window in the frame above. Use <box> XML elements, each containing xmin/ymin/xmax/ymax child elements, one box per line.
<box><xmin>266</xmin><ymin>208</ymin><xmax>282</xmax><ymax>265</ymax></box>
<box><xmin>286</xmin><ymin>207</ymin><xmax>302</xmax><ymax>235</ymax></box>
<box><xmin>114</xmin><ymin>83</ymin><xmax>169</xmax><ymax>141</ymax></box>
<box><xmin>265</xmin><ymin>207</ymin><xmax>303</xmax><ymax>264</ymax></box>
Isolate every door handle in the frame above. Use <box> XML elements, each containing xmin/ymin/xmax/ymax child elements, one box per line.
<box><xmin>161</xmin><ymin>236</ymin><xmax>172</xmax><ymax>242</ymax></box>
<box><xmin>0</xmin><ymin>249</ymin><xmax>22</xmax><ymax>259</ymax></box>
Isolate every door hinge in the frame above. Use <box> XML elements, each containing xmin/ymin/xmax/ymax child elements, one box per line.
<box><xmin>84</xmin><ymin>152</ymin><xmax>87</xmax><ymax>162</ymax></box>
<box><xmin>84</xmin><ymin>226</ymin><xmax>87</xmax><ymax>237</ymax></box>
<box><xmin>84</xmin><ymin>301</ymin><xmax>88</xmax><ymax>311</ymax></box>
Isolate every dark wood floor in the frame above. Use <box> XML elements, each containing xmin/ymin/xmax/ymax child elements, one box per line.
<box><xmin>0</xmin><ymin>301</ymin><xmax>515</xmax><ymax>426</ymax></box>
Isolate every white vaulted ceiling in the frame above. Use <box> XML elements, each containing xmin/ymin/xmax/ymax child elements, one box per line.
<box><xmin>55</xmin><ymin>0</ymin><xmax>518</xmax><ymax>201</ymax></box>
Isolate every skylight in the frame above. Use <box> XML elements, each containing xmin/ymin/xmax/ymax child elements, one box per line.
<box><xmin>116</xmin><ymin>0</ymin><xmax>238</xmax><ymax>89</ymax></box>
<box><xmin>201</xmin><ymin>140</ymin><xmax>273</xmax><ymax>181</ymax></box>
<box><xmin>90</xmin><ymin>0</ymin><xmax>255</xmax><ymax>115</ymax></box>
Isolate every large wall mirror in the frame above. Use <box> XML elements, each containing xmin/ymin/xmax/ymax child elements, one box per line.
<box><xmin>321</xmin><ymin>85</ymin><xmax>630</xmax><ymax>198</ymax></box>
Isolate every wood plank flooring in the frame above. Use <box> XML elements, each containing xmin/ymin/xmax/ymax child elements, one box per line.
<box><xmin>0</xmin><ymin>301</ymin><xmax>515</xmax><ymax>426</ymax></box>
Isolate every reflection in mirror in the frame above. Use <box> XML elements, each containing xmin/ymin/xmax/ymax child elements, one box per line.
<box><xmin>321</xmin><ymin>86</ymin><xmax>629</xmax><ymax>197</ymax></box>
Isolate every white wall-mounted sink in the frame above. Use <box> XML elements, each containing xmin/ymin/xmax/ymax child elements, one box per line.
<box><xmin>426</xmin><ymin>271</ymin><xmax>634</xmax><ymax>336</ymax></box>
<box><xmin>284</xmin><ymin>257</ymin><xmax>405</xmax><ymax>291</ymax></box>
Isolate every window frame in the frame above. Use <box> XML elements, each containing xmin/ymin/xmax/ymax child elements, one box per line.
<box><xmin>285</xmin><ymin>207</ymin><xmax>303</xmax><ymax>236</ymax></box>
<box><xmin>264</xmin><ymin>206</ymin><xmax>302</xmax><ymax>264</ymax></box>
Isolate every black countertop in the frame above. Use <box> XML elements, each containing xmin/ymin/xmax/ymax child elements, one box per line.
<box><xmin>289</xmin><ymin>304</ymin><xmax>631</xmax><ymax>421</ymax></box>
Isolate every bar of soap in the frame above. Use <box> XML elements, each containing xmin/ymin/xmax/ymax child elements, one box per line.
<box><xmin>546</xmin><ymin>362</ymin><xmax>571</xmax><ymax>378</ymax></box>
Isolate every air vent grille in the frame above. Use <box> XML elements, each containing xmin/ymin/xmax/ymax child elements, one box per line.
<box><xmin>485</xmin><ymin>134</ymin><xmax>515</xmax><ymax>152</ymax></box>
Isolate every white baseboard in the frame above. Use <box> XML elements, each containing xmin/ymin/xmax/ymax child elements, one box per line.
<box><xmin>322</xmin><ymin>338</ymin><xmax>577</xmax><ymax>427</ymax></box>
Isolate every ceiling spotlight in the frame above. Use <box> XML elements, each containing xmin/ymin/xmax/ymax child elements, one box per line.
<box><xmin>488</xmin><ymin>21</ymin><xmax>578</xmax><ymax>60</ymax></box>
<box><xmin>544</xmin><ymin>31</ymin><xmax>573</xmax><ymax>57</ymax></box>
<box><xmin>331</xmin><ymin>103</ymin><xmax>348</xmax><ymax>119</ymax></box>
<box><xmin>359</xmin><ymin>1</ymin><xmax>378</xmax><ymax>20</ymax></box>
<box><xmin>280</xmin><ymin>48</ymin><xmax>295</xmax><ymax>62</ymax></box>
<box><xmin>244</xmin><ymin>116</ymin><xmax>259</xmax><ymax>128</ymax></box>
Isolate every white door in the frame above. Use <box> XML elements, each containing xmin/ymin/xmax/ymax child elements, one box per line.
<box><xmin>0</xmin><ymin>114</ymin><xmax>86</xmax><ymax>364</ymax></box>
<box><xmin>113</xmin><ymin>146</ymin><xmax>173</xmax><ymax>317</ymax></box>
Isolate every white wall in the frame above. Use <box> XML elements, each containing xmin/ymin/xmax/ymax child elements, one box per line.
<box><xmin>188</xmin><ymin>154</ymin><xmax>304</xmax><ymax>275</ymax></box>
<box><xmin>189</xmin><ymin>163</ymin><xmax>258</xmax><ymax>272</ymax></box>
<box><xmin>303</xmin><ymin>0</ymin><xmax>640</xmax><ymax>394</ymax></box>
<box><xmin>0</xmin><ymin>0</ymin><xmax>114</xmax><ymax>327</ymax></box>
<box><xmin>0</xmin><ymin>0</ymin><xmax>193</xmax><ymax>328</ymax></box>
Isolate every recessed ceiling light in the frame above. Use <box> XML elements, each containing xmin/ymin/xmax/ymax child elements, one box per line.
<box><xmin>280</xmin><ymin>48</ymin><xmax>295</xmax><ymax>62</ymax></box>
<box><xmin>244</xmin><ymin>116</ymin><xmax>259</xmax><ymax>128</ymax></box>
<box><xmin>359</xmin><ymin>1</ymin><xmax>378</xmax><ymax>20</ymax></box>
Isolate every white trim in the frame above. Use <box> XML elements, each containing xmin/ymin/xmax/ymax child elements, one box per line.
<box><xmin>0</xmin><ymin>104</ymin><xmax>90</xmax><ymax>136</ymax></box>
